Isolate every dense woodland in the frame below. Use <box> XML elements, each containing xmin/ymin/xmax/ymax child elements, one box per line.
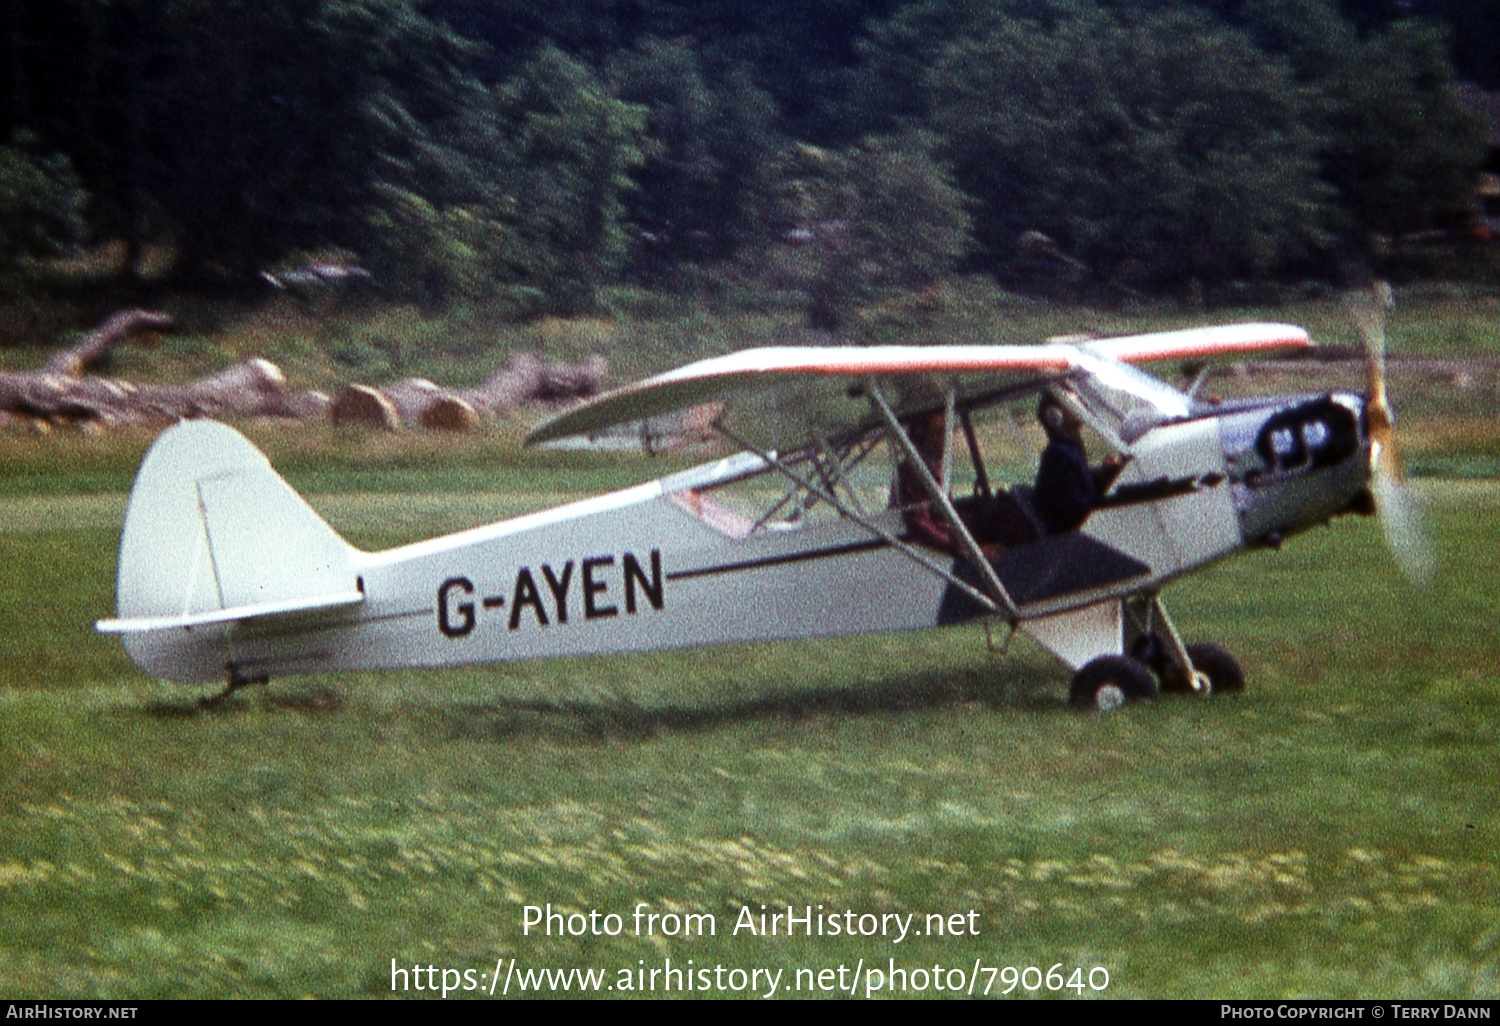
<box><xmin>1</xmin><ymin>0</ymin><xmax>1495</xmax><ymax>327</ymax></box>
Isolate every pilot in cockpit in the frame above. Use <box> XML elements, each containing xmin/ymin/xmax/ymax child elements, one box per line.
<box><xmin>1033</xmin><ymin>393</ymin><xmax>1127</xmax><ymax>535</ymax></box>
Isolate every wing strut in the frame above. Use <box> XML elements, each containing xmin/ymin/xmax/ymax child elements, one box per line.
<box><xmin>711</xmin><ymin>421</ymin><xmax>1003</xmax><ymax>615</ymax></box>
<box><xmin>864</xmin><ymin>379</ymin><xmax>1021</xmax><ymax>624</ymax></box>
<box><xmin>743</xmin><ymin>433</ymin><xmax>880</xmax><ymax>531</ymax></box>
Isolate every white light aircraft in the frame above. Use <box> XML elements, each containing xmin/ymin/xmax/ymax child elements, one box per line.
<box><xmin>97</xmin><ymin>311</ymin><xmax>1426</xmax><ymax>711</ymax></box>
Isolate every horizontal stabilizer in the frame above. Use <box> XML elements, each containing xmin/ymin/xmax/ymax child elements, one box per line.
<box><xmin>97</xmin><ymin>589</ymin><xmax>364</xmax><ymax>635</ymax></box>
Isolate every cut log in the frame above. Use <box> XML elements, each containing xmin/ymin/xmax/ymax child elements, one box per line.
<box><xmin>113</xmin><ymin>358</ymin><xmax>293</xmax><ymax>423</ymax></box>
<box><xmin>42</xmin><ymin>309</ymin><xmax>173</xmax><ymax>377</ymax></box>
<box><xmin>381</xmin><ymin>378</ymin><xmax>480</xmax><ymax>432</ymax></box>
<box><xmin>464</xmin><ymin>353</ymin><xmax>544</xmax><ymax>413</ymax></box>
<box><xmin>535</xmin><ymin>355</ymin><xmax>610</xmax><ymax>401</ymax></box>
<box><xmin>330</xmin><ymin>383</ymin><xmax>401</xmax><ymax>430</ymax></box>
<box><xmin>330</xmin><ymin>353</ymin><xmax>612</xmax><ymax>433</ymax></box>
<box><xmin>3</xmin><ymin>310</ymin><xmax>172</xmax><ymax>425</ymax></box>
<box><xmin>3</xmin><ymin>322</ymin><xmax>611</xmax><ymax>432</ymax></box>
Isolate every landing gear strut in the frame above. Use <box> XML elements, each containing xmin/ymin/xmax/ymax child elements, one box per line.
<box><xmin>1119</xmin><ymin>594</ymin><xmax>1247</xmax><ymax>701</ymax></box>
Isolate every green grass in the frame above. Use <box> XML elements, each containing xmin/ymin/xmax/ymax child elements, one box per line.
<box><xmin>2</xmin><ymin>467</ymin><xmax>1499</xmax><ymax>999</ymax></box>
<box><xmin>0</xmin><ymin>424</ymin><xmax>701</xmax><ymax>498</ymax></box>
<box><xmin>2</xmin><ymin>292</ymin><xmax>1499</xmax><ymax>997</ymax></box>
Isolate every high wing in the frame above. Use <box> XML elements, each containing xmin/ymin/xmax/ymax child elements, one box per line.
<box><xmin>525</xmin><ymin>322</ymin><xmax>1312</xmax><ymax>452</ymax></box>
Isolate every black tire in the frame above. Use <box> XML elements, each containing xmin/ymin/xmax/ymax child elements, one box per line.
<box><xmin>1132</xmin><ymin>636</ymin><xmax>1246</xmax><ymax>697</ymax></box>
<box><xmin>1185</xmin><ymin>643</ymin><xmax>1245</xmax><ymax>696</ymax></box>
<box><xmin>1129</xmin><ymin>632</ymin><xmax>1175</xmax><ymax>688</ymax></box>
<box><xmin>1069</xmin><ymin>655</ymin><xmax>1159</xmax><ymax>712</ymax></box>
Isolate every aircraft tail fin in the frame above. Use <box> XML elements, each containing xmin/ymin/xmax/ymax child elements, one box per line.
<box><xmin>98</xmin><ymin>421</ymin><xmax>363</xmax><ymax>682</ymax></box>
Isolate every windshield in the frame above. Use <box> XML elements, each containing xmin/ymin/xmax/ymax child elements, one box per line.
<box><xmin>1070</xmin><ymin>352</ymin><xmax>1191</xmax><ymax>443</ymax></box>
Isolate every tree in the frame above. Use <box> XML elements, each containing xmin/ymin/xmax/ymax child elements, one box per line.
<box><xmin>2</xmin><ymin>0</ymin><xmax>485</xmax><ymax>282</ymax></box>
<box><xmin>362</xmin><ymin>185</ymin><xmax>526</xmax><ymax>309</ymax></box>
<box><xmin>840</xmin><ymin>0</ymin><xmax>997</xmax><ymax>137</ymax></box>
<box><xmin>757</xmin><ymin>131</ymin><xmax>973</xmax><ymax>329</ymax></box>
<box><xmin>1328</xmin><ymin>20</ymin><xmax>1484</xmax><ymax>237</ymax></box>
<box><xmin>926</xmin><ymin>4</ymin><xmax>1334</xmax><ymax>293</ymax></box>
<box><xmin>488</xmin><ymin>45</ymin><xmax>649</xmax><ymax>308</ymax></box>
<box><xmin>151</xmin><ymin>0</ymin><xmax>484</xmax><ymax>277</ymax></box>
<box><xmin>0</xmin><ymin>132</ymin><xmax>87</xmax><ymax>269</ymax></box>
<box><xmin>373</xmin><ymin>45</ymin><xmax>648</xmax><ymax>312</ymax></box>
<box><xmin>1408</xmin><ymin>0</ymin><xmax>1500</xmax><ymax>88</ymax></box>
<box><xmin>1242</xmin><ymin>2</ymin><xmax>1485</xmax><ymax>239</ymax></box>
<box><xmin>606</xmin><ymin>37</ymin><xmax>778</xmax><ymax>274</ymax></box>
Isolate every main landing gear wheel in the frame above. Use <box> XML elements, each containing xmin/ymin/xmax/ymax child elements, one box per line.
<box><xmin>1180</xmin><ymin>643</ymin><xmax>1244</xmax><ymax>696</ymax></box>
<box><xmin>1130</xmin><ymin>636</ymin><xmax>1246</xmax><ymax>697</ymax></box>
<box><xmin>1069</xmin><ymin>655</ymin><xmax>1159</xmax><ymax>713</ymax></box>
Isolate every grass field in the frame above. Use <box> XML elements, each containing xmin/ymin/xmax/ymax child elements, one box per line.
<box><xmin>1</xmin><ymin>291</ymin><xmax>1498</xmax><ymax>998</ymax></box>
<box><xmin>2</xmin><ymin>440</ymin><xmax>1499</xmax><ymax>998</ymax></box>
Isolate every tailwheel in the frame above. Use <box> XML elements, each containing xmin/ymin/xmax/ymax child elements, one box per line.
<box><xmin>200</xmin><ymin>662</ymin><xmax>271</xmax><ymax>708</ymax></box>
<box><xmin>1069</xmin><ymin>655</ymin><xmax>1159</xmax><ymax>713</ymax></box>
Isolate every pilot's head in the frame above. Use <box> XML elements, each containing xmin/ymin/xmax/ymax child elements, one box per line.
<box><xmin>1037</xmin><ymin>394</ymin><xmax>1080</xmax><ymax>440</ymax></box>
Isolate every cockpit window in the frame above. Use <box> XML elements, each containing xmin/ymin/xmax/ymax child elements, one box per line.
<box><xmin>1066</xmin><ymin>352</ymin><xmax>1192</xmax><ymax>448</ymax></box>
<box><xmin>1072</xmin><ymin>353</ymin><xmax>1192</xmax><ymax>422</ymax></box>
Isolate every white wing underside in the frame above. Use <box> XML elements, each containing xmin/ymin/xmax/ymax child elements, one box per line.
<box><xmin>526</xmin><ymin>323</ymin><xmax>1312</xmax><ymax>451</ymax></box>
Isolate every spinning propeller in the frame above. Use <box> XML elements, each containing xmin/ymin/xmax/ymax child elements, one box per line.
<box><xmin>1345</xmin><ymin>283</ymin><xmax>1435</xmax><ymax>584</ymax></box>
